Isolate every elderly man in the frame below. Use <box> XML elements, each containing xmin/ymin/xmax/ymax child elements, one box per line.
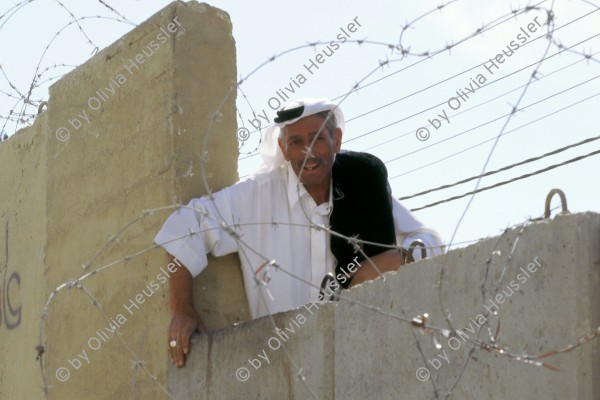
<box><xmin>154</xmin><ymin>98</ymin><xmax>443</xmax><ymax>367</ymax></box>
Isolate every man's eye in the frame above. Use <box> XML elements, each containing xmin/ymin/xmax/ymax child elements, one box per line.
<box><xmin>289</xmin><ymin>139</ymin><xmax>301</xmax><ymax>146</ymax></box>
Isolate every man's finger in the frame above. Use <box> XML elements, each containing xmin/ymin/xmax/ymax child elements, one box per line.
<box><xmin>169</xmin><ymin>343</ymin><xmax>178</xmax><ymax>365</ymax></box>
<box><xmin>174</xmin><ymin>334</ymin><xmax>186</xmax><ymax>367</ymax></box>
<box><xmin>168</xmin><ymin>325</ymin><xmax>186</xmax><ymax>367</ymax></box>
<box><xmin>168</xmin><ymin>335</ymin><xmax>181</xmax><ymax>366</ymax></box>
<box><xmin>181</xmin><ymin>333</ymin><xmax>191</xmax><ymax>355</ymax></box>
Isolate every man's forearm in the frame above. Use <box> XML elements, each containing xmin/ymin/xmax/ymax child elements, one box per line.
<box><xmin>348</xmin><ymin>249</ymin><xmax>405</xmax><ymax>288</ymax></box>
<box><xmin>166</xmin><ymin>253</ymin><xmax>205</xmax><ymax>368</ymax></box>
<box><xmin>168</xmin><ymin>254</ymin><xmax>195</xmax><ymax>312</ymax></box>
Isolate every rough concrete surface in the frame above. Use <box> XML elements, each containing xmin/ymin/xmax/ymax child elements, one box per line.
<box><xmin>170</xmin><ymin>213</ymin><xmax>600</xmax><ymax>399</ymax></box>
<box><xmin>0</xmin><ymin>113</ymin><xmax>48</xmax><ymax>400</ymax></box>
<box><xmin>0</xmin><ymin>2</ymin><xmax>245</xmax><ymax>399</ymax></box>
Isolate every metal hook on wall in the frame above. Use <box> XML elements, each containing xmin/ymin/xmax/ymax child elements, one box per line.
<box><xmin>544</xmin><ymin>188</ymin><xmax>569</xmax><ymax>219</ymax></box>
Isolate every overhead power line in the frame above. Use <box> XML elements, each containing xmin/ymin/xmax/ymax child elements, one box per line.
<box><xmin>409</xmin><ymin>148</ymin><xmax>600</xmax><ymax>211</ymax></box>
<box><xmin>362</xmin><ymin>47</ymin><xmax>600</xmax><ymax>152</ymax></box>
<box><xmin>389</xmin><ymin>90</ymin><xmax>600</xmax><ymax>180</ymax></box>
<box><xmin>384</xmin><ymin>75</ymin><xmax>600</xmax><ymax>165</ymax></box>
<box><xmin>240</xmin><ymin>25</ymin><xmax>600</xmax><ymax>160</ymax></box>
<box><xmin>399</xmin><ymin>135</ymin><xmax>600</xmax><ymax>201</ymax></box>
<box><xmin>239</xmin><ymin>0</ymin><xmax>593</xmax><ymax>160</ymax></box>
<box><xmin>343</xmin><ymin>11</ymin><xmax>600</xmax><ymax>128</ymax></box>
<box><xmin>333</xmin><ymin>0</ymin><xmax>563</xmax><ymax>104</ymax></box>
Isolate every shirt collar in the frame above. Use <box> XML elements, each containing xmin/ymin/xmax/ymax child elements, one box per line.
<box><xmin>286</xmin><ymin>162</ymin><xmax>333</xmax><ymax>211</ymax></box>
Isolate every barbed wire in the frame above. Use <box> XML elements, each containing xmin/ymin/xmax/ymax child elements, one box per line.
<box><xmin>0</xmin><ymin>0</ymin><xmax>592</xmax><ymax>399</ymax></box>
<box><xmin>237</xmin><ymin>3</ymin><xmax>600</xmax><ymax>160</ymax></box>
<box><xmin>0</xmin><ymin>0</ymin><xmax>135</xmax><ymax>134</ymax></box>
<box><xmin>36</xmin><ymin>198</ymin><xmax>598</xmax><ymax>398</ymax></box>
<box><xmin>350</xmin><ymin>31</ymin><xmax>600</xmax><ymax>149</ymax></box>
<box><xmin>365</xmin><ymin>46</ymin><xmax>600</xmax><ymax>154</ymax></box>
<box><xmin>345</xmin><ymin>6</ymin><xmax>600</xmax><ymax>125</ymax></box>
<box><xmin>389</xmin><ymin>89</ymin><xmax>600</xmax><ymax>181</ymax></box>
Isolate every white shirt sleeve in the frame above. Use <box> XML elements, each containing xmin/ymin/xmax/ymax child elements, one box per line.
<box><xmin>153</xmin><ymin>184</ymin><xmax>248</xmax><ymax>277</ymax></box>
<box><xmin>391</xmin><ymin>197</ymin><xmax>445</xmax><ymax>261</ymax></box>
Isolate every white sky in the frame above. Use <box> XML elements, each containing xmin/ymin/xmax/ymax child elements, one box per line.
<box><xmin>1</xmin><ymin>0</ymin><xmax>599</xmax><ymax>249</ymax></box>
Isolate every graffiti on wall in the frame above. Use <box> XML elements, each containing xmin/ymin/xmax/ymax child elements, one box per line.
<box><xmin>1</xmin><ymin>220</ymin><xmax>21</xmax><ymax>330</ymax></box>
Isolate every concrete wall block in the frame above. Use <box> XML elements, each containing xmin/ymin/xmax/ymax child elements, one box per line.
<box><xmin>169</xmin><ymin>213</ymin><xmax>599</xmax><ymax>399</ymax></box>
<box><xmin>0</xmin><ymin>114</ymin><xmax>48</xmax><ymax>400</ymax></box>
<box><xmin>170</xmin><ymin>303</ymin><xmax>336</xmax><ymax>399</ymax></box>
<box><xmin>168</xmin><ymin>1</ymin><xmax>249</xmax><ymax>331</ymax></box>
<box><xmin>335</xmin><ymin>213</ymin><xmax>600</xmax><ymax>399</ymax></box>
<box><xmin>0</xmin><ymin>1</ymin><xmax>240</xmax><ymax>399</ymax></box>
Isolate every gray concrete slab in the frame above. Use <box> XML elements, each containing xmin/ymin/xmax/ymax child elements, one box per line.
<box><xmin>169</xmin><ymin>213</ymin><xmax>600</xmax><ymax>399</ymax></box>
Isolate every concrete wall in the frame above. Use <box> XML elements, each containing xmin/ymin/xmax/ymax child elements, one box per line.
<box><xmin>170</xmin><ymin>212</ymin><xmax>600</xmax><ymax>399</ymax></box>
<box><xmin>2</xmin><ymin>1</ymin><xmax>598</xmax><ymax>399</ymax></box>
<box><xmin>0</xmin><ymin>2</ymin><xmax>248</xmax><ymax>399</ymax></box>
<box><xmin>0</xmin><ymin>107</ymin><xmax>48</xmax><ymax>398</ymax></box>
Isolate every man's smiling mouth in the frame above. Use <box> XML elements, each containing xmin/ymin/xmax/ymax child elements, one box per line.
<box><xmin>302</xmin><ymin>159</ymin><xmax>321</xmax><ymax>170</ymax></box>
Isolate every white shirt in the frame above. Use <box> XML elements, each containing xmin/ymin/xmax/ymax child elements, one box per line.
<box><xmin>154</xmin><ymin>163</ymin><xmax>444</xmax><ymax>319</ymax></box>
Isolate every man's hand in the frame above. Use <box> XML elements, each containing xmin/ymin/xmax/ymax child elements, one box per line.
<box><xmin>168</xmin><ymin>305</ymin><xmax>206</xmax><ymax>368</ymax></box>
<box><xmin>348</xmin><ymin>249</ymin><xmax>405</xmax><ymax>288</ymax></box>
<box><xmin>167</xmin><ymin>254</ymin><xmax>207</xmax><ymax>368</ymax></box>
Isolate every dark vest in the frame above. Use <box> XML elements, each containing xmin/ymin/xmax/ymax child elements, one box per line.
<box><xmin>330</xmin><ymin>151</ymin><xmax>397</xmax><ymax>288</ymax></box>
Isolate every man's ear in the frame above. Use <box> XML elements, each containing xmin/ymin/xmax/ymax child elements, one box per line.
<box><xmin>278</xmin><ymin>138</ymin><xmax>290</xmax><ymax>161</ymax></box>
<box><xmin>333</xmin><ymin>127</ymin><xmax>343</xmax><ymax>153</ymax></box>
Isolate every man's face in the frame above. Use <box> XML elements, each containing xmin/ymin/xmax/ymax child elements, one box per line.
<box><xmin>278</xmin><ymin>114</ymin><xmax>342</xmax><ymax>188</ymax></box>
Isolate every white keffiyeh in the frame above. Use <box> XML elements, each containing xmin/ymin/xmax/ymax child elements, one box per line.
<box><xmin>253</xmin><ymin>98</ymin><xmax>345</xmax><ymax>175</ymax></box>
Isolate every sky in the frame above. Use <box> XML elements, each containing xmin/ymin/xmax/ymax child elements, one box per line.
<box><xmin>1</xmin><ymin>0</ymin><xmax>599</xmax><ymax>250</ymax></box>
